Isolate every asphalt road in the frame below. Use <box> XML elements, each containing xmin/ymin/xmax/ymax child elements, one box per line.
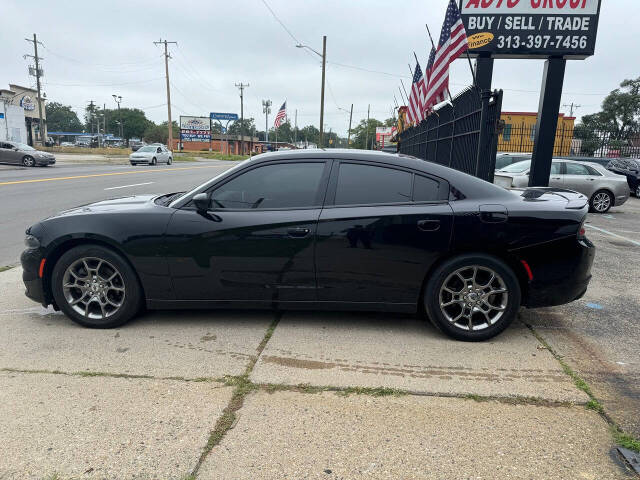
<box><xmin>0</xmin><ymin>159</ymin><xmax>237</xmax><ymax>266</ymax></box>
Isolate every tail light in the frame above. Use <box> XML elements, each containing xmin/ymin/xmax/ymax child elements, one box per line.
<box><xmin>577</xmin><ymin>219</ymin><xmax>586</xmax><ymax>240</ymax></box>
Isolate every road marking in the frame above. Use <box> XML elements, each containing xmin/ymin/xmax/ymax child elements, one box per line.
<box><xmin>0</xmin><ymin>165</ymin><xmax>221</xmax><ymax>186</ymax></box>
<box><xmin>104</xmin><ymin>182</ymin><xmax>154</xmax><ymax>190</ymax></box>
<box><xmin>585</xmin><ymin>224</ymin><xmax>640</xmax><ymax>247</ymax></box>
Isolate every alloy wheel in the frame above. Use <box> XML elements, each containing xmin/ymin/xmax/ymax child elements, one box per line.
<box><xmin>636</xmin><ymin>186</ymin><xmax>640</xmax><ymax>198</ymax></box>
<box><xmin>438</xmin><ymin>265</ymin><xmax>509</xmax><ymax>331</ymax></box>
<box><xmin>592</xmin><ymin>192</ymin><xmax>611</xmax><ymax>212</ymax></box>
<box><xmin>62</xmin><ymin>257</ymin><xmax>126</xmax><ymax>320</ymax></box>
<box><xmin>22</xmin><ymin>156</ymin><xmax>35</xmax><ymax>167</ymax></box>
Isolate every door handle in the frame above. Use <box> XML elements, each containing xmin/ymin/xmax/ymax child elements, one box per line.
<box><xmin>287</xmin><ymin>227</ymin><xmax>310</xmax><ymax>238</ymax></box>
<box><xmin>417</xmin><ymin>219</ymin><xmax>441</xmax><ymax>232</ymax></box>
<box><xmin>551</xmin><ymin>177</ymin><xmax>561</xmax><ymax>180</ymax></box>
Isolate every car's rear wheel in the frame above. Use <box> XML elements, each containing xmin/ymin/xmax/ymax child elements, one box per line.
<box><xmin>424</xmin><ymin>254</ymin><xmax>521</xmax><ymax>341</ymax></box>
<box><xmin>590</xmin><ymin>190</ymin><xmax>612</xmax><ymax>213</ymax></box>
<box><xmin>22</xmin><ymin>156</ymin><xmax>35</xmax><ymax>167</ymax></box>
<box><xmin>635</xmin><ymin>185</ymin><xmax>640</xmax><ymax>198</ymax></box>
<box><xmin>51</xmin><ymin>245</ymin><xmax>142</xmax><ymax>328</ymax></box>
<box><xmin>151</xmin><ymin>157</ymin><xmax>157</xmax><ymax>165</ymax></box>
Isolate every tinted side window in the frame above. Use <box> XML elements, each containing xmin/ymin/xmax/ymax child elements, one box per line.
<box><xmin>585</xmin><ymin>165</ymin><xmax>601</xmax><ymax>176</ymax></box>
<box><xmin>413</xmin><ymin>175</ymin><xmax>441</xmax><ymax>202</ymax></box>
<box><xmin>550</xmin><ymin>162</ymin><xmax>562</xmax><ymax>175</ymax></box>
<box><xmin>334</xmin><ymin>163</ymin><xmax>412</xmax><ymax>205</ymax></box>
<box><xmin>211</xmin><ymin>162</ymin><xmax>325</xmax><ymax>209</ymax></box>
<box><xmin>565</xmin><ymin>163</ymin><xmax>590</xmax><ymax>175</ymax></box>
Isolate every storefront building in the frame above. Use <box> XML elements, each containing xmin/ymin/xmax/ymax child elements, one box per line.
<box><xmin>0</xmin><ymin>84</ymin><xmax>47</xmax><ymax>146</ymax></box>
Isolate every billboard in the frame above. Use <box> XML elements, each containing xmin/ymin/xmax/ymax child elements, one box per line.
<box><xmin>460</xmin><ymin>0</ymin><xmax>602</xmax><ymax>59</ymax></box>
<box><xmin>210</xmin><ymin>112</ymin><xmax>238</xmax><ymax>121</ymax></box>
<box><xmin>180</xmin><ymin>116</ymin><xmax>210</xmax><ymax>142</ymax></box>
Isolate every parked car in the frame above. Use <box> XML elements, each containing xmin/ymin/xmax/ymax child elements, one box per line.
<box><xmin>494</xmin><ymin>159</ymin><xmax>629</xmax><ymax>213</ymax></box>
<box><xmin>495</xmin><ymin>153</ymin><xmax>531</xmax><ymax>171</ymax></box>
<box><xmin>0</xmin><ymin>141</ymin><xmax>56</xmax><ymax>167</ymax></box>
<box><xmin>606</xmin><ymin>158</ymin><xmax>640</xmax><ymax>197</ymax></box>
<box><xmin>130</xmin><ymin>139</ymin><xmax>145</xmax><ymax>152</ymax></box>
<box><xmin>60</xmin><ymin>142</ymin><xmax>75</xmax><ymax>147</ymax></box>
<box><xmin>21</xmin><ymin>149</ymin><xmax>594</xmax><ymax>342</ymax></box>
<box><xmin>129</xmin><ymin>145</ymin><xmax>172</xmax><ymax>165</ymax></box>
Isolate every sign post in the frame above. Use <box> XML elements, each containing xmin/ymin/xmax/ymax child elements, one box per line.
<box><xmin>459</xmin><ymin>0</ymin><xmax>602</xmax><ymax>186</ymax></box>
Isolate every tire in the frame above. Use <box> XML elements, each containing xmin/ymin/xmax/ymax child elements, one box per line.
<box><xmin>22</xmin><ymin>156</ymin><xmax>35</xmax><ymax>167</ymax></box>
<box><xmin>589</xmin><ymin>190</ymin><xmax>613</xmax><ymax>214</ymax></box>
<box><xmin>51</xmin><ymin>245</ymin><xmax>143</xmax><ymax>328</ymax></box>
<box><xmin>151</xmin><ymin>157</ymin><xmax>157</xmax><ymax>166</ymax></box>
<box><xmin>423</xmin><ymin>253</ymin><xmax>521</xmax><ymax>342</ymax></box>
<box><xmin>635</xmin><ymin>185</ymin><xmax>640</xmax><ymax>198</ymax></box>
<box><xmin>130</xmin><ymin>162</ymin><xmax>135</xmax><ymax>166</ymax></box>
<box><xmin>167</xmin><ymin>157</ymin><xmax>172</xmax><ymax>165</ymax></box>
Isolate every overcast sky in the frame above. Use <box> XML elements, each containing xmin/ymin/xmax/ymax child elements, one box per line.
<box><xmin>1</xmin><ymin>0</ymin><xmax>637</xmax><ymax>135</ymax></box>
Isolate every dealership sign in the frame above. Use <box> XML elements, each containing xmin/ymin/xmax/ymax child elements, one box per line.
<box><xmin>210</xmin><ymin>112</ymin><xmax>238</xmax><ymax>121</ymax></box>
<box><xmin>180</xmin><ymin>116</ymin><xmax>211</xmax><ymax>142</ymax></box>
<box><xmin>460</xmin><ymin>0</ymin><xmax>601</xmax><ymax>59</ymax></box>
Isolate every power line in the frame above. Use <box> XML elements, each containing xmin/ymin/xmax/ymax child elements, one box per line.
<box><xmin>45</xmin><ymin>78</ymin><xmax>164</xmax><ymax>87</ymax></box>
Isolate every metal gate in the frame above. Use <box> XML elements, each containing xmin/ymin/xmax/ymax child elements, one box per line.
<box><xmin>399</xmin><ymin>87</ymin><xmax>503</xmax><ymax>182</ymax></box>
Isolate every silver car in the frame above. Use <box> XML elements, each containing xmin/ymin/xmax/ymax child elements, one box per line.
<box><xmin>129</xmin><ymin>145</ymin><xmax>173</xmax><ymax>166</ymax></box>
<box><xmin>0</xmin><ymin>141</ymin><xmax>56</xmax><ymax>167</ymax></box>
<box><xmin>494</xmin><ymin>159</ymin><xmax>630</xmax><ymax>213</ymax></box>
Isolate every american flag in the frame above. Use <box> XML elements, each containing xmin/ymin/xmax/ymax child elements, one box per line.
<box><xmin>423</xmin><ymin>0</ymin><xmax>468</xmax><ymax>113</ymax></box>
<box><xmin>407</xmin><ymin>61</ymin><xmax>427</xmax><ymax>125</ymax></box>
<box><xmin>424</xmin><ymin>47</ymin><xmax>446</xmax><ymax>111</ymax></box>
<box><xmin>274</xmin><ymin>101</ymin><xmax>287</xmax><ymax>128</ymax></box>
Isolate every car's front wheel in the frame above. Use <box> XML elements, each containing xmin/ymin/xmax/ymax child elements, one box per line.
<box><xmin>635</xmin><ymin>185</ymin><xmax>640</xmax><ymax>198</ymax></box>
<box><xmin>22</xmin><ymin>156</ymin><xmax>35</xmax><ymax>167</ymax></box>
<box><xmin>51</xmin><ymin>245</ymin><xmax>142</xmax><ymax>328</ymax></box>
<box><xmin>167</xmin><ymin>156</ymin><xmax>172</xmax><ymax>165</ymax></box>
<box><xmin>424</xmin><ymin>254</ymin><xmax>521</xmax><ymax>341</ymax></box>
<box><xmin>590</xmin><ymin>190</ymin><xmax>613</xmax><ymax>213</ymax></box>
<box><xmin>151</xmin><ymin>157</ymin><xmax>157</xmax><ymax>165</ymax></box>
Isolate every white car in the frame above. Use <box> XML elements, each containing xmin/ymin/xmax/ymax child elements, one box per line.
<box><xmin>129</xmin><ymin>145</ymin><xmax>172</xmax><ymax>166</ymax></box>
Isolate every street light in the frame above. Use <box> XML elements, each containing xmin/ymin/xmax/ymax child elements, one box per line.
<box><xmin>296</xmin><ymin>36</ymin><xmax>326</xmax><ymax>148</ymax></box>
<box><xmin>112</xmin><ymin>94</ymin><xmax>123</xmax><ymax>140</ymax></box>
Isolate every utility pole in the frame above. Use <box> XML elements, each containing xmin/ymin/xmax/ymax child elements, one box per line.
<box><xmin>262</xmin><ymin>99</ymin><xmax>272</xmax><ymax>143</ymax></box>
<box><xmin>294</xmin><ymin>109</ymin><xmax>298</xmax><ymax>145</ymax></box>
<box><xmin>562</xmin><ymin>102</ymin><xmax>581</xmax><ymax>117</ymax></box>
<box><xmin>235</xmin><ymin>83</ymin><xmax>249</xmax><ymax>154</ymax></box>
<box><xmin>364</xmin><ymin>104</ymin><xmax>370</xmax><ymax>150</ymax></box>
<box><xmin>319</xmin><ymin>35</ymin><xmax>327</xmax><ymax>148</ymax></box>
<box><xmin>347</xmin><ymin>103</ymin><xmax>353</xmax><ymax>148</ymax></box>
<box><xmin>154</xmin><ymin>39</ymin><xmax>177</xmax><ymax>148</ymax></box>
<box><xmin>112</xmin><ymin>95</ymin><xmax>123</xmax><ymax>139</ymax></box>
<box><xmin>24</xmin><ymin>34</ymin><xmax>45</xmax><ymax>145</ymax></box>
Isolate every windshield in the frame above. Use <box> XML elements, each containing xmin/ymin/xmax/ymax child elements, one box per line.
<box><xmin>15</xmin><ymin>143</ymin><xmax>35</xmax><ymax>151</ymax></box>
<box><xmin>169</xmin><ymin>158</ymin><xmax>253</xmax><ymax>208</ymax></box>
<box><xmin>137</xmin><ymin>146</ymin><xmax>156</xmax><ymax>152</ymax></box>
<box><xmin>499</xmin><ymin>160</ymin><xmax>531</xmax><ymax>173</ymax></box>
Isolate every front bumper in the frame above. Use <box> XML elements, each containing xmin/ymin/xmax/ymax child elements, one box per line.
<box><xmin>20</xmin><ymin>247</ymin><xmax>48</xmax><ymax>306</ymax></box>
<box><xmin>521</xmin><ymin>237</ymin><xmax>595</xmax><ymax>309</ymax></box>
<box><xmin>130</xmin><ymin>158</ymin><xmax>150</xmax><ymax>164</ymax></box>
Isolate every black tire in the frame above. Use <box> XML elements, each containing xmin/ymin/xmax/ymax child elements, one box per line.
<box><xmin>635</xmin><ymin>185</ymin><xmax>640</xmax><ymax>198</ymax></box>
<box><xmin>51</xmin><ymin>244</ymin><xmax>143</xmax><ymax>328</ymax></box>
<box><xmin>22</xmin><ymin>156</ymin><xmax>35</xmax><ymax>167</ymax></box>
<box><xmin>130</xmin><ymin>162</ymin><xmax>135</xmax><ymax>166</ymax></box>
<box><xmin>167</xmin><ymin>157</ymin><xmax>172</xmax><ymax>165</ymax></box>
<box><xmin>589</xmin><ymin>190</ymin><xmax>613</xmax><ymax>214</ymax></box>
<box><xmin>424</xmin><ymin>253</ymin><xmax>521</xmax><ymax>342</ymax></box>
<box><xmin>151</xmin><ymin>157</ymin><xmax>157</xmax><ymax>165</ymax></box>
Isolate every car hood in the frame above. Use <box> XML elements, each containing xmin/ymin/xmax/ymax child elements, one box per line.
<box><xmin>50</xmin><ymin>194</ymin><xmax>158</xmax><ymax>217</ymax></box>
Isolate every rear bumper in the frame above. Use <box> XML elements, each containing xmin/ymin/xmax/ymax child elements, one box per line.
<box><xmin>20</xmin><ymin>247</ymin><xmax>48</xmax><ymax>306</ymax></box>
<box><xmin>521</xmin><ymin>237</ymin><xmax>595</xmax><ymax>309</ymax></box>
<box><xmin>614</xmin><ymin>194</ymin><xmax>629</xmax><ymax>207</ymax></box>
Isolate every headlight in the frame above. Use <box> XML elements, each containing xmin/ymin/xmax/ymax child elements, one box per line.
<box><xmin>24</xmin><ymin>235</ymin><xmax>41</xmax><ymax>249</ymax></box>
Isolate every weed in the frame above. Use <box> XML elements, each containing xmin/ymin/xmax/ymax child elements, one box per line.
<box><xmin>0</xmin><ymin>265</ymin><xmax>14</xmax><ymax>273</ymax></box>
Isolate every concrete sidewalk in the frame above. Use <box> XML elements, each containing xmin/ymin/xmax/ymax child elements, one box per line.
<box><xmin>0</xmin><ymin>267</ymin><xmax>634</xmax><ymax>479</ymax></box>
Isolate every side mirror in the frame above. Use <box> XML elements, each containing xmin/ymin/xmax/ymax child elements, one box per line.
<box><xmin>192</xmin><ymin>193</ymin><xmax>210</xmax><ymax>212</ymax></box>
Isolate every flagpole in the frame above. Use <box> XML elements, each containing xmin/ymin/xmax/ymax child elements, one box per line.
<box><xmin>398</xmin><ymin>86</ymin><xmax>407</xmax><ymax>105</ymax></box>
<box><xmin>400</xmin><ymin>79</ymin><xmax>411</xmax><ymax>105</ymax></box>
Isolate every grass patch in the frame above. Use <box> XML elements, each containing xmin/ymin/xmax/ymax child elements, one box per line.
<box><xmin>612</xmin><ymin>427</ymin><xmax>640</xmax><ymax>452</ymax></box>
<box><xmin>41</xmin><ymin>146</ymin><xmax>131</xmax><ymax>155</ymax></box>
<box><xmin>176</xmin><ymin>151</ymin><xmax>248</xmax><ymax>161</ymax></box>
<box><xmin>525</xmin><ymin>323</ymin><xmax>640</xmax><ymax>454</ymax></box>
<box><xmin>0</xmin><ymin>265</ymin><xmax>14</xmax><ymax>273</ymax></box>
<box><xmin>336</xmin><ymin>386</ymin><xmax>407</xmax><ymax>397</ymax></box>
<box><xmin>173</xmin><ymin>155</ymin><xmax>198</xmax><ymax>162</ymax></box>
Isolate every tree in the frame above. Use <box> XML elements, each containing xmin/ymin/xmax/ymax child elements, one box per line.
<box><xmin>46</xmin><ymin>103</ymin><xmax>83</xmax><ymax>132</ymax></box>
<box><xmin>227</xmin><ymin>118</ymin><xmax>256</xmax><ymax>136</ymax></box>
<box><xmin>576</xmin><ymin>77</ymin><xmax>640</xmax><ymax>140</ymax></box>
<box><xmin>384</xmin><ymin>117</ymin><xmax>397</xmax><ymax>127</ymax></box>
<box><xmin>351</xmin><ymin>118</ymin><xmax>383</xmax><ymax>149</ymax></box>
<box><xmin>143</xmin><ymin>121</ymin><xmax>179</xmax><ymax>144</ymax></box>
<box><xmin>298</xmin><ymin>125</ymin><xmax>320</xmax><ymax>146</ymax></box>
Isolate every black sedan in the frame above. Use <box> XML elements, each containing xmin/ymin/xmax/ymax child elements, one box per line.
<box><xmin>21</xmin><ymin>150</ymin><xmax>595</xmax><ymax>341</ymax></box>
<box><xmin>607</xmin><ymin>158</ymin><xmax>640</xmax><ymax>197</ymax></box>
